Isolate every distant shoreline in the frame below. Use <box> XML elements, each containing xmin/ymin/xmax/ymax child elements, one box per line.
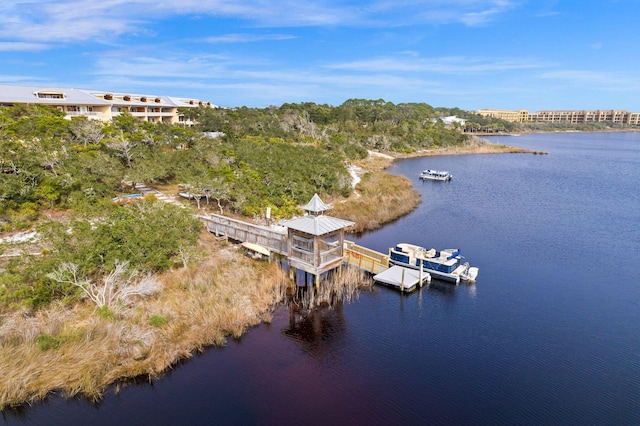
<box><xmin>0</xmin><ymin>130</ymin><xmax>619</xmax><ymax>411</ymax></box>
<box><xmin>356</xmin><ymin>137</ymin><xmax>547</xmax><ymax>171</ymax></box>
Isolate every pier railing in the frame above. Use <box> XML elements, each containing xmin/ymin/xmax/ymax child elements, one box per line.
<box><xmin>201</xmin><ymin>214</ymin><xmax>288</xmax><ymax>255</ymax></box>
<box><xmin>343</xmin><ymin>240</ymin><xmax>389</xmax><ymax>274</ymax></box>
<box><xmin>199</xmin><ymin>215</ymin><xmax>390</xmax><ymax>275</ymax></box>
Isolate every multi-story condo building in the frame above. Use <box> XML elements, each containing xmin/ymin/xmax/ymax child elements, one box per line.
<box><xmin>478</xmin><ymin>108</ymin><xmax>640</xmax><ymax>125</ymax></box>
<box><xmin>0</xmin><ymin>84</ymin><xmax>215</xmax><ymax>125</ymax></box>
<box><xmin>476</xmin><ymin>109</ymin><xmax>530</xmax><ymax>123</ymax></box>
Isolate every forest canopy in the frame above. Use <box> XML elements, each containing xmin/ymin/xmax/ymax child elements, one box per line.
<box><xmin>0</xmin><ymin>99</ymin><xmax>486</xmax><ymax>310</ymax></box>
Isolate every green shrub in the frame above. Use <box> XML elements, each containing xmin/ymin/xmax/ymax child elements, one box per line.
<box><xmin>96</xmin><ymin>306</ymin><xmax>115</xmax><ymax>320</ymax></box>
<box><xmin>36</xmin><ymin>334</ymin><xmax>61</xmax><ymax>351</ymax></box>
<box><xmin>149</xmin><ymin>314</ymin><xmax>168</xmax><ymax>327</ymax></box>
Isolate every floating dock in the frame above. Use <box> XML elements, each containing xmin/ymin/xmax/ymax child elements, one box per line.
<box><xmin>373</xmin><ymin>266</ymin><xmax>431</xmax><ymax>292</ymax></box>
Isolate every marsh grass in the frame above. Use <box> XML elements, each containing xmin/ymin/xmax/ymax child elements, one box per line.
<box><xmin>331</xmin><ymin>171</ymin><xmax>421</xmax><ymax>233</ymax></box>
<box><xmin>291</xmin><ymin>266</ymin><xmax>372</xmax><ymax>311</ymax></box>
<box><xmin>0</xmin><ymin>231</ymin><xmax>288</xmax><ymax>410</ymax></box>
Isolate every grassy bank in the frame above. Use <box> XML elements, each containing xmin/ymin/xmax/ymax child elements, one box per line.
<box><xmin>0</xmin><ymin>138</ymin><xmax>531</xmax><ymax>410</ymax></box>
<box><xmin>0</xmin><ymin>231</ymin><xmax>288</xmax><ymax>409</ymax></box>
<box><xmin>331</xmin><ymin>171</ymin><xmax>421</xmax><ymax>233</ymax></box>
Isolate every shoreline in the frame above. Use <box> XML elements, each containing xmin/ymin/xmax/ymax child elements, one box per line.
<box><xmin>0</xmin><ymin>139</ymin><xmax>540</xmax><ymax>411</ymax></box>
<box><xmin>353</xmin><ymin>137</ymin><xmax>546</xmax><ymax>173</ymax></box>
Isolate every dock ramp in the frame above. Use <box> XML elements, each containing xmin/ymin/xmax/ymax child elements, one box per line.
<box><xmin>343</xmin><ymin>240</ymin><xmax>390</xmax><ymax>274</ymax></box>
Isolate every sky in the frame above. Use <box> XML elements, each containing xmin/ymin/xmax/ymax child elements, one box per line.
<box><xmin>1</xmin><ymin>0</ymin><xmax>640</xmax><ymax>111</ymax></box>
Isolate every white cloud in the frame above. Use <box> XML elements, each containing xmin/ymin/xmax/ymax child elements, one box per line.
<box><xmin>326</xmin><ymin>55</ymin><xmax>544</xmax><ymax>74</ymax></box>
<box><xmin>204</xmin><ymin>33</ymin><xmax>297</xmax><ymax>43</ymax></box>
<box><xmin>0</xmin><ymin>0</ymin><xmax>519</xmax><ymax>44</ymax></box>
<box><xmin>0</xmin><ymin>42</ymin><xmax>50</xmax><ymax>51</ymax></box>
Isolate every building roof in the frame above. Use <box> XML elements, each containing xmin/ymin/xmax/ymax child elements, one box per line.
<box><xmin>303</xmin><ymin>193</ymin><xmax>332</xmax><ymax>214</ymax></box>
<box><xmin>0</xmin><ymin>84</ymin><xmax>110</xmax><ymax>105</ymax></box>
<box><xmin>0</xmin><ymin>84</ymin><xmax>213</xmax><ymax>108</ymax></box>
<box><xmin>279</xmin><ymin>214</ymin><xmax>354</xmax><ymax>236</ymax></box>
<box><xmin>279</xmin><ymin>194</ymin><xmax>354</xmax><ymax>235</ymax></box>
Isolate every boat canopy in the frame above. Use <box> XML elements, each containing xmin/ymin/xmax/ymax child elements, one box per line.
<box><xmin>446</xmin><ymin>249</ymin><xmax>460</xmax><ymax>260</ymax></box>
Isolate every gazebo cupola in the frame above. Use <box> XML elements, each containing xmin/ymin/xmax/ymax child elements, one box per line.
<box><xmin>279</xmin><ymin>194</ymin><xmax>355</xmax><ymax>286</ymax></box>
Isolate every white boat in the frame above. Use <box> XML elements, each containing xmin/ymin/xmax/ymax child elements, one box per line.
<box><xmin>419</xmin><ymin>169</ymin><xmax>452</xmax><ymax>181</ymax></box>
<box><xmin>389</xmin><ymin>243</ymin><xmax>479</xmax><ymax>284</ymax></box>
<box><xmin>460</xmin><ymin>262</ymin><xmax>479</xmax><ymax>282</ymax></box>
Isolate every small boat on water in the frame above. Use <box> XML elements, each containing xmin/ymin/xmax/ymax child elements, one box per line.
<box><xmin>419</xmin><ymin>169</ymin><xmax>452</xmax><ymax>181</ymax></box>
<box><xmin>389</xmin><ymin>243</ymin><xmax>478</xmax><ymax>284</ymax></box>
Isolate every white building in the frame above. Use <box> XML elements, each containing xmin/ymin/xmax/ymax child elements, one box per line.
<box><xmin>431</xmin><ymin>116</ymin><xmax>466</xmax><ymax>127</ymax></box>
<box><xmin>0</xmin><ymin>84</ymin><xmax>216</xmax><ymax>125</ymax></box>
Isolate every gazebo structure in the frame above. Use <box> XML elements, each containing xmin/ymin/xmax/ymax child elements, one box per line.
<box><xmin>279</xmin><ymin>194</ymin><xmax>355</xmax><ymax>287</ymax></box>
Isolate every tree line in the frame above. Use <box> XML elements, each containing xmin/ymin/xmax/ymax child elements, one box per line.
<box><xmin>0</xmin><ymin>99</ymin><xmax>485</xmax><ymax>310</ymax></box>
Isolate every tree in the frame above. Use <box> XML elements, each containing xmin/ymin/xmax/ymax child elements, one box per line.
<box><xmin>69</xmin><ymin>117</ymin><xmax>105</xmax><ymax>147</ymax></box>
<box><xmin>46</xmin><ymin>260</ymin><xmax>162</xmax><ymax>309</ymax></box>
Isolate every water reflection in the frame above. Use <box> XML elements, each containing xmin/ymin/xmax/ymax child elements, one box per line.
<box><xmin>282</xmin><ymin>301</ymin><xmax>346</xmax><ymax>356</ymax></box>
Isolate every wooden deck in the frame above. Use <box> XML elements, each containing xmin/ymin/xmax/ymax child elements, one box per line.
<box><xmin>200</xmin><ymin>215</ymin><xmax>391</xmax><ymax>277</ymax></box>
<box><xmin>343</xmin><ymin>240</ymin><xmax>389</xmax><ymax>274</ymax></box>
<box><xmin>201</xmin><ymin>214</ymin><xmax>288</xmax><ymax>255</ymax></box>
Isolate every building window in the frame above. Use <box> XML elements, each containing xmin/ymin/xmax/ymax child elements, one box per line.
<box><xmin>35</xmin><ymin>91</ymin><xmax>65</xmax><ymax>99</ymax></box>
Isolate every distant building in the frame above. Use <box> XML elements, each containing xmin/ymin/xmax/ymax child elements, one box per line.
<box><xmin>477</xmin><ymin>108</ymin><xmax>640</xmax><ymax>125</ymax></box>
<box><xmin>432</xmin><ymin>116</ymin><xmax>466</xmax><ymax>127</ymax></box>
<box><xmin>476</xmin><ymin>109</ymin><xmax>530</xmax><ymax>123</ymax></box>
<box><xmin>0</xmin><ymin>84</ymin><xmax>216</xmax><ymax>125</ymax></box>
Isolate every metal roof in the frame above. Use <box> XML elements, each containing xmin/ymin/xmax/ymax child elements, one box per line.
<box><xmin>0</xmin><ymin>85</ymin><xmax>110</xmax><ymax>105</ymax></box>
<box><xmin>279</xmin><ymin>214</ymin><xmax>354</xmax><ymax>236</ymax></box>
<box><xmin>303</xmin><ymin>193</ymin><xmax>332</xmax><ymax>213</ymax></box>
<box><xmin>0</xmin><ymin>84</ymin><xmax>212</xmax><ymax>108</ymax></box>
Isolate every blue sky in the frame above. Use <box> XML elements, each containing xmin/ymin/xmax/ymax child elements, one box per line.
<box><xmin>2</xmin><ymin>1</ymin><xmax>640</xmax><ymax>111</ymax></box>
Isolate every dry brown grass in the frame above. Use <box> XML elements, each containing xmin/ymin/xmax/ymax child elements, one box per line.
<box><xmin>0</xmin><ymin>230</ymin><xmax>289</xmax><ymax>410</ymax></box>
<box><xmin>353</xmin><ymin>153</ymin><xmax>395</xmax><ymax>171</ymax></box>
<box><xmin>332</xmin><ymin>171</ymin><xmax>421</xmax><ymax>233</ymax></box>
<box><xmin>292</xmin><ymin>266</ymin><xmax>372</xmax><ymax>310</ymax></box>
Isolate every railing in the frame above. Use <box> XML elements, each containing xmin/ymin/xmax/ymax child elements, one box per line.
<box><xmin>201</xmin><ymin>214</ymin><xmax>288</xmax><ymax>255</ymax></box>
<box><xmin>291</xmin><ymin>247</ymin><xmax>314</xmax><ymax>263</ymax></box>
<box><xmin>65</xmin><ymin>111</ymin><xmax>101</xmax><ymax>116</ymax></box>
<box><xmin>343</xmin><ymin>240</ymin><xmax>389</xmax><ymax>274</ymax></box>
<box><xmin>319</xmin><ymin>245</ymin><xmax>342</xmax><ymax>266</ymax></box>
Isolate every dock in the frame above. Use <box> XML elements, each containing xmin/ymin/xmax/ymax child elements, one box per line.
<box><xmin>199</xmin><ymin>199</ymin><xmax>420</xmax><ymax>292</ymax></box>
<box><xmin>343</xmin><ymin>240</ymin><xmax>389</xmax><ymax>274</ymax></box>
<box><xmin>373</xmin><ymin>265</ymin><xmax>431</xmax><ymax>292</ymax></box>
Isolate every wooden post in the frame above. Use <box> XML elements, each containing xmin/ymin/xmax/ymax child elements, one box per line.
<box><xmin>419</xmin><ymin>261</ymin><xmax>423</xmax><ymax>288</ymax></box>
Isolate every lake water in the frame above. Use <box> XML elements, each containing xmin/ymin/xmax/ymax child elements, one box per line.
<box><xmin>3</xmin><ymin>132</ymin><xmax>639</xmax><ymax>425</ymax></box>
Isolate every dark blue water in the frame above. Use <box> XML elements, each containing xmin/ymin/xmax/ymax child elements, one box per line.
<box><xmin>3</xmin><ymin>132</ymin><xmax>640</xmax><ymax>425</ymax></box>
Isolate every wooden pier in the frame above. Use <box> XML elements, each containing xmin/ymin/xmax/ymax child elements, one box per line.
<box><xmin>199</xmin><ymin>206</ymin><xmax>391</xmax><ymax>284</ymax></box>
<box><xmin>201</xmin><ymin>213</ymin><xmax>288</xmax><ymax>256</ymax></box>
<box><xmin>343</xmin><ymin>240</ymin><xmax>389</xmax><ymax>274</ymax></box>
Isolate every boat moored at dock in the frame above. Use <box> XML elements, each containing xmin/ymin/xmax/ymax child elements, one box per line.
<box><xmin>419</xmin><ymin>169</ymin><xmax>452</xmax><ymax>181</ymax></box>
<box><xmin>389</xmin><ymin>243</ymin><xmax>478</xmax><ymax>284</ymax></box>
